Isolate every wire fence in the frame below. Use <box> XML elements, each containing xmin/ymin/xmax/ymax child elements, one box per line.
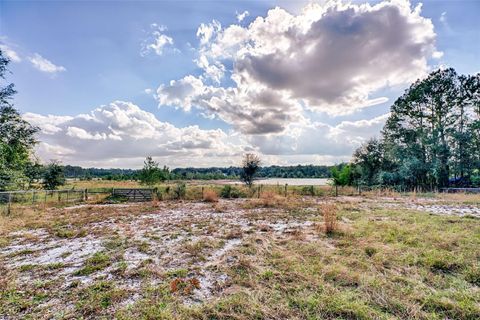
<box><xmin>0</xmin><ymin>189</ymin><xmax>105</xmax><ymax>215</ymax></box>
<box><xmin>2</xmin><ymin>183</ymin><xmax>458</xmax><ymax>216</ymax></box>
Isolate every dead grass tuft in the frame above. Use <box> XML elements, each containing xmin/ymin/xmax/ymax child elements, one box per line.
<box><xmin>203</xmin><ymin>189</ymin><xmax>219</xmax><ymax>203</ymax></box>
<box><xmin>170</xmin><ymin>277</ymin><xmax>201</xmax><ymax>295</ymax></box>
<box><xmin>320</xmin><ymin>203</ymin><xmax>338</xmax><ymax>235</ymax></box>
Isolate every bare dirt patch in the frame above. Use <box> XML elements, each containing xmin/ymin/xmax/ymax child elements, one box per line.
<box><xmin>0</xmin><ymin>199</ymin><xmax>321</xmax><ymax>318</ymax></box>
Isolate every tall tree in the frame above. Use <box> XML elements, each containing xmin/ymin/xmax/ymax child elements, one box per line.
<box><xmin>353</xmin><ymin>68</ymin><xmax>480</xmax><ymax>190</ymax></box>
<box><xmin>0</xmin><ymin>49</ymin><xmax>39</xmax><ymax>190</ymax></box>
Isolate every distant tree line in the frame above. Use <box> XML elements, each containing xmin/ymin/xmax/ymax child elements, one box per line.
<box><xmin>62</xmin><ymin>163</ymin><xmax>335</xmax><ymax>182</ymax></box>
<box><xmin>346</xmin><ymin>68</ymin><xmax>480</xmax><ymax>190</ymax></box>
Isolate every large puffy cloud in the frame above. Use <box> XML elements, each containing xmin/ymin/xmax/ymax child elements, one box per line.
<box><xmin>24</xmin><ymin>101</ymin><xmax>247</xmax><ymax>168</ymax></box>
<box><xmin>157</xmin><ymin>75</ymin><xmax>304</xmax><ymax>134</ymax></box>
<box><xmin>157</xmin><ymin>0</ymin><xmax>440</xmax><ymax>134</ymax></box>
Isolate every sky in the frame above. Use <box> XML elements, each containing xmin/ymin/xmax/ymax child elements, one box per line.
<box><xmin>1</xmin><ymin>0</ymin><xmax>479</xmax><ymax>169</ymax></box>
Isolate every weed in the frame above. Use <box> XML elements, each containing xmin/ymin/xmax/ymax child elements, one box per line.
<box><xmin>364</xmin><ymin>246</ymin><xmax>377</xmax><ymax>257</ymax></box>
<box><xmin>74</xmin><ymin>252</ymin><xmax>111</xmax><ymax>276</ymax></box>
<box><xmin>76</xmin><ymin>281</ymin><xmax>127</xmax><ymax>316</ymax></box>
<box><xmin>19</xmin><ymin>264</ymin><xmax>37</xmax><ymax>272</ymax></box>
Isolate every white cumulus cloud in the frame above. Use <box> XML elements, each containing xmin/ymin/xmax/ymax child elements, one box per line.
<box><xmin>141</xmin><ymin>24</ymin><xmax>175</xmax><ymax>56</ymax></box>
<box><xmin>236</xmin><ymin>10</ymin><xmax>249</xmax><ymax>22</ymax></box>
<box><xmin>29</xmin><ymin>53</ymin><xmax>66</xmax><ymax>74</ymax></box>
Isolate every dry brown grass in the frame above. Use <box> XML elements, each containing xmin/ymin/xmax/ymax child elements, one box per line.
<box><xmin>439</xmin><ymin>192</ymin><xmax>480</xmax><ymax>204</ymax></box>
<box><xmin>244</xmin><ymin>190</ymin><xmax>286</xmax><ymax>208</ymax></box>
<box><xmin>203</xmin><ymin>189</ymin><xmax>219</xmax><ymax>202</ymax></box>
<box><xmin>320</xmin><ymin>203</ymin><xmax>337</xmax><ymax>235</ymax></box>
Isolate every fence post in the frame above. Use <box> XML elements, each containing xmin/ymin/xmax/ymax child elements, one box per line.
<box><xmin>284</xmin><ymin>184</ymin><xmax>288</xmax><ymax>197</ymax></box>
<box><xmin>32</xmin><ymin>191</ymin><xmax>36</xmax><ymax>205</ymax></box>
<box><xmin>7</xmin><ymin>192</ymin><xmax>12</xmax><ymax>215</ymax></box>
<box><xmin>85</xmin><ymin>189</ymin><xmax>88</xmax><ymax>201</ymax></box>
<box><xmin>335</xmin><ymin>185</ymin><xmax>338</xmax><ymax>197</ymax></box>
<box><xmin>201</xmin><ymin>186</ymin><xmax>204</xmax><ymax>199</ymax></box>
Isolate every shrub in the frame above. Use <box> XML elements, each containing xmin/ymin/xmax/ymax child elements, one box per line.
<box><xmin>301</xmin><ymin>185</ymin><xmax>315</xmax><ymax>196</ymax></box>
<box><xmin>172</xmin><ymin>183</ymin><xmax>186</xmax><ymax>200</ymax></box>
<box><xmin>203</xmin><ymin>189</ymin><xmax>218</xmax><ymax>202</ymax></box>
<box><xmin>321</xmin><ymin>203</ymin><xmax>337</xmax><ymax>235</ymax></box>
<box><xmin>220</xmin><ymin>185</ymin><xmax>233</xmax><ymax>198</ymax></box>
<box><xmin>220</xmin><ymin>185</ymin><xmax>244</xmax><ymax>198</ymax></box>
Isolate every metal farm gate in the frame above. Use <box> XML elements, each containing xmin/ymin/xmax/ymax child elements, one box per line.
<box><xmin>111</xmin><ymin>188</ymin><xmax>154</xmax><ymax>202</ymax></box>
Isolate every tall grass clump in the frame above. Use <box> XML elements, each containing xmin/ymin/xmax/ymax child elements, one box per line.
<box><xmin>321</xmin><ymin>203</ymin><xmax>337</xmax><ymax>235</ymax></box>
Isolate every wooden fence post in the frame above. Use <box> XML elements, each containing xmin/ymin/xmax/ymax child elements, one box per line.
<box><xmin>284</xmin><ymin>184</ymin><xmax>288</xmax><ymax>197</ymax></box>
<box><xmin>32</xmin><ymin>191</ymin><xmax>36</xmax><ymax>205</ymax></box>
<box><xmin>7</xmin><ymin>193</ymin><xmax>12</xmax><ymax>215</ymax></box>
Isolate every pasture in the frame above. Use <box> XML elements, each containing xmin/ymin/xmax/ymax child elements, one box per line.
<box><xmin>1</xmin><ymin>184</ymin><xmax>479</xmax><ymax>319</ymax></box>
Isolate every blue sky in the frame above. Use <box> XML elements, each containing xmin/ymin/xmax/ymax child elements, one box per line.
<box><xmin>1</xmin><ymin>0</ymin><xmax>479</xmax><ymax>168</ymax></box>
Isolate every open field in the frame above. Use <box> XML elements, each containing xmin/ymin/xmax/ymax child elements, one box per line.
<box><xmin>1</xmin><ymin>191</ymin><xmax>479</xmax><ymax>319</ymax></box>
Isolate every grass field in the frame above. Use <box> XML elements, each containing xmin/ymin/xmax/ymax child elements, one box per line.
<box><xmin>1</xmin><ymin>186</ymin><xmax>479</xmax><ymax>319</ymax></box>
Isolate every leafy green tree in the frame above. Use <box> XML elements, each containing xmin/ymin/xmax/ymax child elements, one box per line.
<box><xmin>330</xmin><ymin>164</ymin><xmax>354</xmax><ymax>196</ymax></box>
<box><xmin>24</xmin><ymin>161</ymin><xmax>44</xmax><ymax>189</ymax></box>
<box><xmin>139</xmin><ymin>156</ymin><xmax>168</xmax><ymax>186</ymax></box>
<box><xmin>0</xmin><ymin>49</ymin><xmax>39</xmax><ymax>190</ymax></box>
<box><xmin>240</xmin><ymin>153</ymin><xmax>261</xmax><ymax>187</ymax></box>
<box><xmin>42</xmin><ymin>161</ymin><xmax>65</xmax><ymax>190</ymax></box>
<box><xmin>352</xmin><ymin>138</ymin><xmax>385</xmax><ymax>186</ymax></box>
<box><xmin>352</xmin><ymin>68</ymin><xmax>480</xmax><ymax>190</ymax></box>
<box><xmin>331</xmin><ymin>164</ymin><xmax>353</xmax><ymax>187</ymax></box>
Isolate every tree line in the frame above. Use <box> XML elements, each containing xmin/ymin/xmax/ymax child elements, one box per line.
<box><xmin>343</xmin><ymin>68</ymin><xmax>480</xmax><ymax>191</ymax></box>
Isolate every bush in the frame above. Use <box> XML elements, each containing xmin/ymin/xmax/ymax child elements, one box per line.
<box><xmin>203</xmin><ymin>189</ymin><xmax>218</xmax><ymax>202</ymax></box>
<box><xmin>172</xmin><ymin>183</ymin><xmax>186</xmax><ymax>200</ymax></box>
<box><xmin>220</xmin><ymin>185</ymin><xmax>244</xmax><ymax>198</ymax></box>
<box><xmin>301</xmin><ymin>185</ymin><xmax>315</xmax><ymax>196</ymax></box>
